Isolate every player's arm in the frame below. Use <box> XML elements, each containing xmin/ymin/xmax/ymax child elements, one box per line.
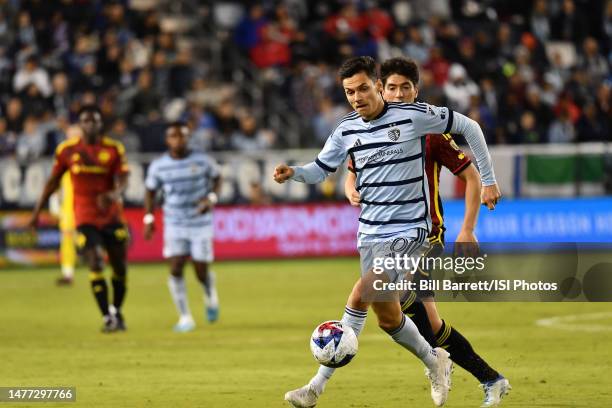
<box><xmin>29</xmin><ymin>147</ymin><xmax>68</xmax><ymax>227</ymax></box>
<box><xmin>344</xmin><ymin>160</ymin><xmax>360</xmax><ymax>207</ymax></box>
<box><xmin>28</xmin><ymin>172</ymin><xmax>63</xmax><ymax>228</ymax></box>
<box><xmin>143</xmin><ymin>161</ymin><xmax>160</xmax><ymax>240</ymax></box>
<box><xmin>413</xmin><ymin>105</ymin><xmax>501</xmax><ymax>209</ymax></box>
<box><xmin>97</xmin><ymin>172</ymin><xmax>128</xmax><ymax>211</ymax></box>
<box><xmin>143</xmin><ymin>188</ymin><xmax>156</xmax><ymax>240</ymax></box>
<box><xmin>455</xmin><ymin>164</ymin><xmax>481</xmax><ymax>242</ymax></box>
<box><xmin>197</xmin><ymin>174</ymin><xmax>221</xmax><ymax>214</ymax></box>
<box><xmin>274</xmin><ymin>127</ymin><xmax>346</xmax><ymax>184</ymax></box>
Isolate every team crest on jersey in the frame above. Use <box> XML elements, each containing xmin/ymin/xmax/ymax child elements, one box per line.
<box><xmin>98</xmin><ymin>150</ymin><xmax>111</xmax><ymax>163</ymax></box>
<box><xmin>191</xmin><ymin>164</ymin><xmax>199</xmax><ymax>173</ymax></box>
<box><xmin>387</xmin><ymin>128</ymin><xmax>400</xmax><ymax>141</ymax></box>
<box><xmin>71</xmin><ymin>153</ymin><xmax>80</xmax><ymax>162</ymax></box>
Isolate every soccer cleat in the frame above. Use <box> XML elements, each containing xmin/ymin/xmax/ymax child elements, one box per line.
<box><xmin>101</xmin><ymin>315</ymin><xmax>117</xmax><ymax>333</ymax></box>
<box><xmin>284</xmin><ymin>384</ymin><xmax>319</xmax><ymax>408</ymax></box>
<box><xmin>56</xmin><ymin>276</ymin><xmax>74</xmax><ymax>286</ymax></box>
<box><xmin>174</xmin><ymin>316</ymin><xmax>196</xmax><ymax>333</ymax></box>
<box><xmin>425</xmin><ymin>347</ymin><xmax>453</xmax><ymax>406</ymax></box>
<box><xmin>480</xmin><ymin>376</ymin><xmax>511</xmax><ymax>407</ymax></box>
<box><xmin>114</xmin><ymin>313</ymin><xmax>127</xmax><ymax>331</ymax></box>
<box><xmin>206</xmin><ymin>305</ymin><xmax>219</xmax><ymax>323</ymax></box>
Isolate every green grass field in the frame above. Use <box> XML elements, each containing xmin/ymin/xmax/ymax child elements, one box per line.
<box><xmin>2</xmin><ymin>258</ymin><xmax>612</xmax><ymax>408</ymax></box>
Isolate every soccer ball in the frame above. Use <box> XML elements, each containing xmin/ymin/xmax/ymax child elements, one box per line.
<box><xmin>310</xmin><ymin>320</ymin><xmax>358</xmax><ymax>368</ymax></box>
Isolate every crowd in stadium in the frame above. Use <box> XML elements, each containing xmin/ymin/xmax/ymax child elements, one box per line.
<box><xmin>0</xmin><ymin>0</ymin><xmax>610</xmax><ymax>160</ymax></box>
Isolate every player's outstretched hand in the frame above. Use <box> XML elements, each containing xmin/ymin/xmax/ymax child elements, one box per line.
<box><xmin>454</xmin><ymin>228</ymin><xmax>480</xmax><ymax>257</ymax></box>
<box><xmin>144</xmin><ymin>223</ymin><xmax>155</xmax><ymax>240</ymax></box>
<box><xmin>481</xmin><ymin>183</ymin><xmax>501</xmax><ymax>211</ymax></box>
<box><xmin>273</xmin><ymin>164</ymin><xmax>294</xmax><ymax>184</ymax></box>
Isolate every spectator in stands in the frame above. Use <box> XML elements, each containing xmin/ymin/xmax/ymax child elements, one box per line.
<box><xmin>578</xmin><ymin>37</ymin><xmax>609</xmax><ymax>84</ymax></box>
<box><xmin>51</xmin><ymin>72</ymin><xmax>71</xmax><ymax>119</ymax></box>
<box><xmin>110</xmin><ymin>118</ymin><xmax>141</xmax><ymax>153</ymax></box>
<box><xmin>0</xmin><ymin>117</ymin><xmax>16</xmax><ymax>156</ymax></box>
<box><xmin>548</xmin><ymin>107</ymin><xmax>576</xmax><ymax>143</ymax></box>
<box><xmin>443</xmin><ymin>63</ymin><xmax>479</xmax><ymax>113</ymax></box>
<box><xmin>577</xmin><ymin>101</ymin><xmax>609</xmax><ymax>142</ymax></box>
<box><xmin>231</xmin><ymin>113</ymin><xmax>276</xmax><ymax>151</ymax></box>
<box><xmin>530</xmin><ymin>0</ymin><xmax>551</xmax><ymax>43</ymax></box>
<box><xmin>552</xmin><ymin>0</ymin><xmax>588</xmax><ymax>43</ymax></box>
<box><xmin>15</xmin><ymin>115</ymin><xmax>46</xmax><ymax>162</ymax></box>
<box><xmin>13</xmin><ymin>55</ymin><xmax>51</xmax><ymax>97</ymax></box>
<box><xmin>5</xmin><ymin>97</ymin><xmax>24</xmax><ymax>133</ymax></box>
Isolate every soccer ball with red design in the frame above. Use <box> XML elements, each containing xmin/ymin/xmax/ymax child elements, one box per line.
<box><xmin>310</xmin><ymin>320</ymin><xmax>358</xmax><ymax>368</ymax></box>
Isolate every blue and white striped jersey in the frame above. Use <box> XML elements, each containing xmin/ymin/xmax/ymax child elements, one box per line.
<box><xmin>295</xmin><ymin>101</ymin><xmax>458</xmax><ymax>237</ymax></box>
<box><xmin>145</xmin><ymin>151</ymin><xmax>220</xmax><ymax>227</ymax></box>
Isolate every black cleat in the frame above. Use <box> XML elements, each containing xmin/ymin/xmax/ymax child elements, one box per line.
<box><xmin>56</xmin><ymin>276</ymin><xmax>74</xmax><ymax>286</ymax></box>
<box><xmin>101</xmin><ymin>315</ymin><xmax>118</xmax><ymax>333</ymax></box>
<box><xmin>114</xmin><ymin>313</ymin><xmax>127</xmax><ymax>331</ymax></box>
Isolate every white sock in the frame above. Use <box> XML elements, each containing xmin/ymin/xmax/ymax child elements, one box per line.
<box><xmin>201</xmin><ymin>271</ymin><xmax>218</xmax><ymax>308</ymax></box>
<box><xmin>168</xmin><ymin>275</ymin><xmax>192</xmax><ymax>319</ymax></box>
<box><xmin>308</xmin><ymin>306</ymin><xmax>367</xmax><ymax>395</ymax></box>
<box><xmin>388</xmin><ymin>314</ymin><xmax>437</xmax><ymax>369</ymax></box>
<box><xmin>62</xmin><ymin>265</ymin><xmax>74</xmax><ymax>279</ymax></box>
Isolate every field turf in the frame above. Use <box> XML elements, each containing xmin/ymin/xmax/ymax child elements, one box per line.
<box><xmin>1</xmin><ymin>258</ymin><xmax>611</xmax><ymax>407</ymax></box>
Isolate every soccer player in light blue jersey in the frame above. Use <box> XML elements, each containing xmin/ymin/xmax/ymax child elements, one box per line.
<box><xmin>144</xmin><ymin>122</ymin><xmax>221</xmax><ymax>332</ymax></box>
<box><xmin>275</xmin><ymin>56</ymin><xmax>501</xmax><ymax>407</ymax></box>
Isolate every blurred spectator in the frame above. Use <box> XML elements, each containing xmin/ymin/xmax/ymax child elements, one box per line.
<box><xmin>577</xmin><ymin>37</ymin><xmax>609</xmax><ymax>84</ymax></box>
<box><xmin>577</xmin><ymin>102</ymin><xmax>609</xmax><ymax>142</ymax></box>
<box><xmin>530</xmin><ymin>0</ymin><xmax>551</xmax><ymax>42</ymax></box>
<box><xmin>404</xmin><ymin>25</ymin><xmax>430</xmax><ymax>64</ymax></box>
<box><xmin>517</xmin><ymin>111</ymin><xmax>544</xmax><ymax>144</ymax></box>
<box><xmin>13</xmin><ymin>55</ymin><xmax>51</xmax><ymax>97</ymax></box>
<box><xmin>51</xmin><ymin>72</ymin><xmax>71</xmax><ymax>118</ymax></box>
<box><xmin>110</xmin><ymin>118</ymin><xmax>141</xmax><ymax>153</ymax></box>
<box><xmin>443</xmin><ymin>63</ymin><xmax>479</xmax><ymax>113</ymax></box>
<box><xmin>231</xmin><ymin>113</ymin><xmax>276</xmax><ymax>151</ymax></box>
<box><xmin>548</xmin><ymin>108</ymin><xmax>576</xmax><ymax>143</ymax></box>
<box><xmin>0</xmin><ymin>117</ymin><xmax>16</xmax><ymax>155</ymax></box>
<box><xmin>552</xmin><ymin>0</ymin><xmax>587</xmax><ymax>43</ymax></box>
<box><xmin>248</xmin><ymin>181</ymin><xmax>272</xmax><ymax>205</ymax></box>
<box><xmin>16</xmin><ymin>115</ymin><xmax>46</xmax><ymax>162</ymax></box>
<box><xmin>5</xmin><ymin>97</ymin><xmax>24</xmax><ymax>133</ymax></box>
<box><xmin>313</xmin><ymin>96</ymin><xmax>349</xmax><ymax>144</ymax></box>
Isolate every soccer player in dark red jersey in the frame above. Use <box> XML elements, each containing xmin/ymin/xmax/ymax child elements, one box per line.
<box><xmin>29</xmin><ymin>105</ymin><xmax>130</xmax><ymax>333</ymax></box>
<box><xmin>343</xmin><ymin>58</ymin><xmax>511</xmax><ymax>407</ymax></box>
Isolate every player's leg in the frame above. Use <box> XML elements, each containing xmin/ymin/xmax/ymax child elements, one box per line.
<box><xmin>285</xmin><ymin>279</ymin><xmax>369</xmax><ymax>407</ymax></box>
<box><xmin>420</xmin><ymin>299</ymin><xmax>511</xmax><ymax>406</ymax></box>
<box><xmin>167</xmin><ymin>255</ymin><xmax>194</xmax><ymax>331</ymax></box>
<box><xmin>163</xmin><ymin>225</ymin><xmax>195</xmax><ymax>331</ymax></box>
<box><xmin>190</xmin><ymin>228</ymin><xmax>218</xmax><ymax>322</ymax></box>
<box><xmin>78</xmin><ymin>226</ymin><xmax>113</xmax><ymax>331</ymax></box>
<box><xmin>58</xmin><ymin>229</ymin><xmax>77</xmax><ymax>285</ymax></box>
<box><xmin>104</xmin><ymin>224</ymin><xmax>129</xmax><ymax>330</ymax></box>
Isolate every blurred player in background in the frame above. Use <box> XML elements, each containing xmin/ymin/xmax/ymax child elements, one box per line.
<box><xmin>29</xmin><ymin>106</ymin><xmax>130</xmax><ymax>332</ymax></box>
<box><xmin>344</xmin><ymin>57</ymin><xmax>510</xmax><ymax>407</ymax></box>
<box><xmin>49</xmin><ymin>126</ymin><xmax>82</xmax><ymax>286</ymax></box>
<box><xmin>144</xmin><ymin>122</ymin><xmax>221</xmax><ymax>332</ymax></box>
<box><xmin>276</xmin><ymin>56</ymin><xmax>501</xmax><ymax>408</ymax></box>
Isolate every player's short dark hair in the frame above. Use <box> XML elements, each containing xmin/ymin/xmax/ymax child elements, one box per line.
<box><xmin>380</xmin><ymin>57</ymin><xmax>419</xmax><ymax>87</ymax></box>
<box><xmin>166</xmin><ymin>120</ymin><xmax>189</xmax><ymax>131</ymax></box>
<box><xmin>338</xmin><ymin>56</ymin><xmax>378</xmax><ymax>82</ymax></box>
<box><xmin>77</xmin><ymin>104</ymin><xmax>103</xmax><ymax>118</ymax></box>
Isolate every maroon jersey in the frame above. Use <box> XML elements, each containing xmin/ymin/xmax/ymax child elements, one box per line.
<box><xmin>51</xmin><ymin>136</ymin><xmax>129</xmax><ymax>228</ymax></box>
<box><xmin>425</xmin><ymin>134</ymin><xmax>471</xmax><ymax>243</ymax></box>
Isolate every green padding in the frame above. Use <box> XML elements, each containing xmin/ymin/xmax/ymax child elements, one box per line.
<box><xmin>526</xmin><ymin>155</ymin><xmax>603</xmax><ymax>183</ymax></box>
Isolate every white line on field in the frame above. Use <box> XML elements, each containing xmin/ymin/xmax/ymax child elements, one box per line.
<box><xmin>535</xmin><ymin>312</ymin><xmax>612</xmax><ymax>332</ymax></box>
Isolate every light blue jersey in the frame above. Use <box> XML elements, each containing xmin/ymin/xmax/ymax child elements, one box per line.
<box><xmin>145</xmin><ymin>151</ymin><xmax>220</xmax><ymax>228</ymax></box>
<box><xmin>291</xmin><ymin>101</ymin><xmax>496</xmax><ymax>240</ymax></box>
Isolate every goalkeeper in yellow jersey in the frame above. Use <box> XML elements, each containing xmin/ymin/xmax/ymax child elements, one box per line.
<box><xmin>50</xmin><ymin>126</ymin><xmax>81</xmax><ymax>285</ymax></box>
